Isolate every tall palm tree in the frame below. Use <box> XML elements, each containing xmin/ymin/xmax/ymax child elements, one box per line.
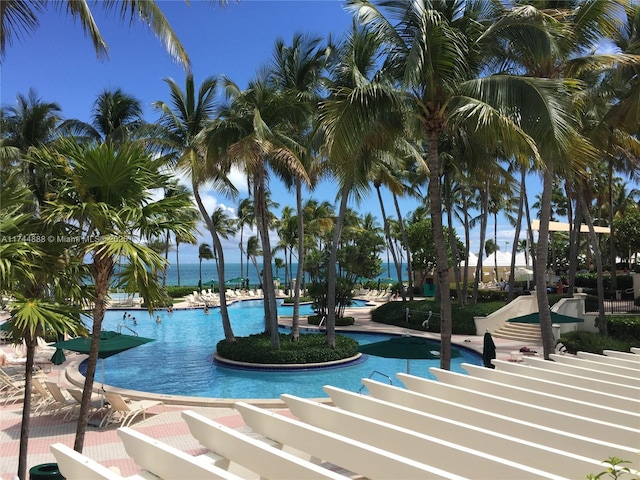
<box><xmin>0</xmin><ymin>169</ymin><xmax>87</xmax><ymax>480</ymax></box>
<box><xmin>150</xmin><ymin>73</ymin><xmax>237</xmax><ymax>342</ymax></box>
<box><xmin>37</xmin><ymin>138</ymin><xmax>195</xmax><ymax>453</ymax></box>
<box><xmin>348</xmin><ymin>0</ymin><xmax>579</xmax><ymax>365</ymax></box>
<box><xmin>198</xmin><ymin>243</ymin><xmax>214</xmax><ymax>288</ymax></box>
<box><xmin>203</xmin><ymin>75</ymin><xmax>309</xmax><ymax>348</ymax></box>
<box><xmin>319</xmin><ymin>23</ymin><xmax>410</xmax><ymax>346</ymax></box>
<box><xmin>60</xmin><ymin>88</ymin><xmax>143</xmax><ymax>144</ymax></box>
<box><xmin>485</xmin><ymin>0</ymin><xmax>629</xmax><ymax>356</ymax></box>
<box><xmin>236</xmin><ymin>197</ymin><xmax>254</xmax><ymax>280</ymax></box>
<box><xmin>1</xmin><ymin>0</ymin><xmax>192</xmax><ymax>69</ymax></box>
<box><xmin>268</xmin><ymin>32</ymin><xmax>327</xmax><ymax>341</ymax></box>
<box><xmin>0</xmin><ymin>88</ymin><xmax>62</xmax><ymax>203</ymax></box>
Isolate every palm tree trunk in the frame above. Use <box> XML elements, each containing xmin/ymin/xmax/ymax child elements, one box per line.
<box><xmin>253</xmin><ymin>166</ymin><xmax>279</xmax><ymax>347</ymax></box>
<box><xmin>193</xmin><ymin>188</ymin><xmax>234</xmax><ymax>341</ymax></box>
<box><xmin>74</xmin><ymin>251</ymin><xmax>114</xmax><ymax>452</ymax></box>
<box><xmin>375</xmin><ymin>185</ymin><xmax>404</xmax><ymax>300</ymax></box>
<box><xmin>578</xmin><ymin>190</ymin><xmax>607</xmax><ymax>335</ymax></box>
<box><xmin>292</xmin><ymin>180</ymin><xmax>305</xmax><ymax>341</ymax></box>
<box><xmin>535</xmin><ymin>168</ymin><xmax>555</xmax><ymax>360</ymax></box>
<box><xmin>176</xmin><ymin>241</ymin><xmax>181</xmax><ymax>286</ymax></box>
<box><xmin>17</xmin><ymin>343</ymin><xmax>36</xmax><ymax>480</ymax></box>
<box><xmin>444</xmin><ymin>174</ymin><xmax>463</xmax><ymax>306</ymax></box>
<box><xmin>508</xmin><ymin>166</ymin><xmax>526</xmax><ymax>301</ymax></box>
<box><xmin>426</xmin><ymin>130</ymin><xmax>452</xmax><ymax>370</ymax></box>
<box><xmin>393</xmin><ymin>194</ymin><xmax>414</xmax><ymax>301</ymax></box>
<box><xmin>327</xmin><ymin>183</ymin><xmax>351</xmax><ymax>348</ymax></box>
<box><xmin>473</xmin><ymin>187</ymin><xmax>489</xmax><ymax>305</ymax></box>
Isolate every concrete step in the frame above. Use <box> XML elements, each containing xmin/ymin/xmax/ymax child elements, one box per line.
<box><xmin>494</xmin><ymin>322</ymin><xmax>542</xmax><ymax>343</ymax></box>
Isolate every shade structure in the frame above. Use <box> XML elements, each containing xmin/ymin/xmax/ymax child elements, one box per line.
<box><xmin>358</xmin><ymin>335</ymin><xmax>460</xmax><ymax>373</ymax></box>
<box><xmin>508</xmin><ymin>311</ymin><xmax>584</xmax><ymax>324</ymax></box>
<box><xmin>482</xmin><ymin>331</ymin><xmax>496</xmax><ymax>369</ymax></box>
<box><xmin>53</xmin><ymin>330</ymin><xmax>154</xmax><ymax>358</ymax></box>
<box><xmin>53</xmin><ymin>330</ymin><xmax>154</xmax><ymax>406</ymax></box>
<box><xmin>202</xmin><ymin>279</ymin><xmax>218</xmax><ymax>287</ymax></box>
<box><xmin>226</xmin><ymin>277</ymin><xmax>246</xmax><ymax>285</ymax></box>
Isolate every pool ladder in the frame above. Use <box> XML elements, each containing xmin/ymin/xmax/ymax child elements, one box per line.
<box><xmin>358</xmin><ymin>370</ymin><xmax>393</xmax><ymax>394</ymax></box>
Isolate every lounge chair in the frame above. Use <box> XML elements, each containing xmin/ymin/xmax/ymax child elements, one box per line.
<box><xmin>68</xmin><ymin>388</ymin><xmax>105</xmax><ymax>420</ymax></box>
<box><xmin>100</xmin><ymin>391</ymin><xmax>163</xmax><ymax>428</ymax></box>
<box><xmin>31</xmin><ymin>378</ymin><xmax>57</xmax><ymax>415</ymax></box>
<box><xmin>45</xmin><ymin>381</ymin><xmax>78</xmax><ymax>420</ymax></box>
<box><xmin>0</xmin><ymin>370</ymin><xmax>25</xmax><ymax>404</ymax></box>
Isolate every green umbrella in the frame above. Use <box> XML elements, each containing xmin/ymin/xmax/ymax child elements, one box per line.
<box><xmin>358</xmin><ymin>335</ymin><xmax>460</xmax><ymax>373</ymax></box>
<box><xmin>53</xmin><ymin>330</ymin><xmax>154</xmax><ymax>405</ymax></box>
<box><xmin>508</xmin><ymin>311</ymin><xmax>584</xmax><ymax>324</ymax></box>
<box><xmin>483</xmin><ymin>331</ymin><xmax>496</xmax><ymax>369</ymax></box>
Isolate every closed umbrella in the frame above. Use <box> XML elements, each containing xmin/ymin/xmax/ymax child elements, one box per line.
<box><xmin>483</xmin><ymin>330</ymin><xmax>496</xmax><ymax>369</ymax></box>
<box><xmin>358</xmin><ymin>335</ymin><xmax>460</xmax><ymax>373</ymax></box>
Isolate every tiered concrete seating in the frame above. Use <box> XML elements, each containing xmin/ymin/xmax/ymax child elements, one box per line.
<box><xmin>603</xmin><ymin>349</ymin><xmax>640</xmax><ymax>362</ymax></box>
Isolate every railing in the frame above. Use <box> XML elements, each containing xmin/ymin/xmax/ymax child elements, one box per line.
<box><xmin>358</xmin><ymin>370</ymin><xmax>393</xmax><ymax>394</ymax></box>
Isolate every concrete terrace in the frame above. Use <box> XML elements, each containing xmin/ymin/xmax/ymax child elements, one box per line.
<box><xmin>8</xmin><ymin>299</ymin><xmax>636</xmax><ymax>479</ymax></box>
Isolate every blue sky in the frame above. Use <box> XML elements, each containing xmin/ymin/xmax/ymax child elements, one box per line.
<box><xmin>3</xmin><ymin>0</ymin><xmax>615</xmax><ymax>265</ymax></box>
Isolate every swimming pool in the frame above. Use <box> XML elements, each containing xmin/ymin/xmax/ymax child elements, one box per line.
<box><xmin>84</xmin><ymin>300</ymin><xmax>482</xmax><ymax>399</ymax></box>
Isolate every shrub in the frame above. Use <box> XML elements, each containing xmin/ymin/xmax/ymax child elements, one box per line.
<box><xmin>165</xmin><ymin>285</ymin><xmax>198</xmax><ymax>298</ymax></box>
<box><xmin>369</xmin><ymin>300</ymin><xmax>499</xmax><ymax>335</ymax></box>
<box><xmin>607</xmin><ymin>315</ymin><xmax>640</xmax><ymax>342</ymax></box>
<box><xmin>216</xmin><ymin>333</ymin><xmax>359</xmax><ymax>364</ymax></box>
<box><xmin>558</xmin><ymin>330</ymin><xmax>637</xmax><ymax>355</ymax></box>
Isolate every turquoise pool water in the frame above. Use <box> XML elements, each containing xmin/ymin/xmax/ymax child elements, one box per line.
<box><xmin>84</xmin><ymin>300</ymin><xmax>482</xmax><ymax>398</ymax></box>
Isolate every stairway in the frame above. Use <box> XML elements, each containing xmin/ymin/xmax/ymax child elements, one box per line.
<box><xmin>493</xmin><ymin>322</ymin><xmax>542</xmax><ymax>343</ymax></box>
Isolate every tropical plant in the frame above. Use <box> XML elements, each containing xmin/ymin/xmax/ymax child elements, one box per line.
<box><xmin>35</xmin><ymin>138</ymin><xmax>196</xmax><ymax>453</ymax></box>
<box><xmin>150</xmin><ymin>73</ymin><xmax>236</xmax><ymax>342</ymax></box>
<box><xmin>198</xmin><ymin>243</ymin><xmax>214</xmax><ymax>288</ymax></box>
<box><xmin>203</xmin><ymin>74</ymin><xmax>309</xmax><ymax>348</ymax></box>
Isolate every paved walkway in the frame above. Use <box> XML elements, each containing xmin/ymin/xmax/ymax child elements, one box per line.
<box><xmin>0</xmin><ymin>299</ymin><xmax>541</xmax><ymax>479</ymax></box>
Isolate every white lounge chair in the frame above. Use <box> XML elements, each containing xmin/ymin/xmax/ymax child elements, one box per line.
<box><xmin>100</xmin><ymin>391</ymin><xmax>163</xmax><ymax>428</ymax></box>
<box><xmin>68</xmin><ymin>388</ymin><xmax>105</xmax><ymax>420</ymax></box>
<box><xmin>45</xmin><ymin>381</ymin><xmax>78</xmax><ymax>420</ymax></box>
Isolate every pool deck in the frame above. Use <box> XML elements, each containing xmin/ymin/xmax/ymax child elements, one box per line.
<box><xmin>0</xmin><ymin>298</ymin><xmax>541</xmax><ymax>479</ymax></box>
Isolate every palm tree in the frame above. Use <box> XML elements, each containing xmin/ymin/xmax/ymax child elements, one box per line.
<box><xmin>150</xmin><ymin>73</ymin><xmax>236</xmax><ymax>342</ymax></box>
<box><xmin>485</xmin><ymin>0</ymin><xmax>630</xmax><ymax>356</ymax></box>
<box><xmin>236</xmin><ymin>198</ymin><xmax>254</xmax><ymax>280</ymax></box>
<box><xmin>60</xmin><ymin>88</ymin><xmax>143</xmax><ymax>144</ymax></box>
<box><xmin>0</xmin><ymin>169</ymin><xmax>86</xmax><ymax>480</ymax></box>
<box><xmin>268</xmin><ymin>33</ymin><xmax>327</xmax><ymax>340</ymax></box>
<box><xmin>1</xmin><ymin>0</ymin><xmax>192</xmax><ymax>69</ymax></box>
<box><xmin>347</xmin><ymin>0</ymin><xmax>580</xmax><ymax>365</ymax></box>
<box><xmin>0</xmin><ymin>88</ymin><xmax>62</xmax><ymax>203</ymax></box>
<box><xmin>203</xmin><ymin>74</ymin><xmax>309</xmax><ymax>348</ymax></box>
<box><xmin>198</xmin><ymin>243</ymin><xmax>214</xmax><ymax>289</ymax></box>
<box><xmin>36</xmin><ymin>138</ymin><xmax>195</xmax><ymax>453</ymax></box>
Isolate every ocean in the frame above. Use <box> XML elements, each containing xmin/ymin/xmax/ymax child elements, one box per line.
<box><xmin>161</xmin><ymin>262</ymin><xmax>404</xmax><ymax>287</ymax></box>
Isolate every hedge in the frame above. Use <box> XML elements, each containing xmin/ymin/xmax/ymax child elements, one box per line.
<box><xmin>216</xmin><ymin>332</ymin><xmax>359</xmax><ymax>364</ymax></box>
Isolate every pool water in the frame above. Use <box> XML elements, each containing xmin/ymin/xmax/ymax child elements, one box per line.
<box><xmin>85</xmin><ymin>300</ymin><xmax>482</xmax><ymax>399</ymax></box>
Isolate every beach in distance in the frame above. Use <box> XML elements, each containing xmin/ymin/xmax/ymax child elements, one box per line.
<box><xmin>162</xmin><ymin>263</ymin><xmax>405</xmax><ymax>287</ymax></box>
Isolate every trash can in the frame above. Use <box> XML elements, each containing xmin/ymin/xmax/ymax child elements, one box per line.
<box><xmin>29</xmin><ymin>463</ymin><xmax>65</xmax><ymax>480</ymax></box>
<box><xmin>615</xmin><ymin>290</ymin><xmax>622</xmax><ymax>300</ymax></box>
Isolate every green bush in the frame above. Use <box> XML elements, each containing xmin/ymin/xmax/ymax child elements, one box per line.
<box><xmin>607</xmin><ymin>315</ymin><xmax>640</xmax><ymax>341</ymax></box>
<box><xmin>558</xmin><ymin>330</ymin><xmax>637</xmax><ymax>355</ymax></box>
<box><xmin>216</xmin><ymin>333</ymin><xmax>359</xmax><ymax>364</ymax></box>
<box><xmin>165</xmin><ymin>285</ymin><xmax>198</xmax><ymax>298</ymax></box>
<box><xmin>307</xmin><ymin>315</ymin><xmax>355</xmax><ymax>326</ymax></box>
<box><xmin>369</xmin><ymin>300</ymin><xmax>500</xmax><ymax>335</ymax></box>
